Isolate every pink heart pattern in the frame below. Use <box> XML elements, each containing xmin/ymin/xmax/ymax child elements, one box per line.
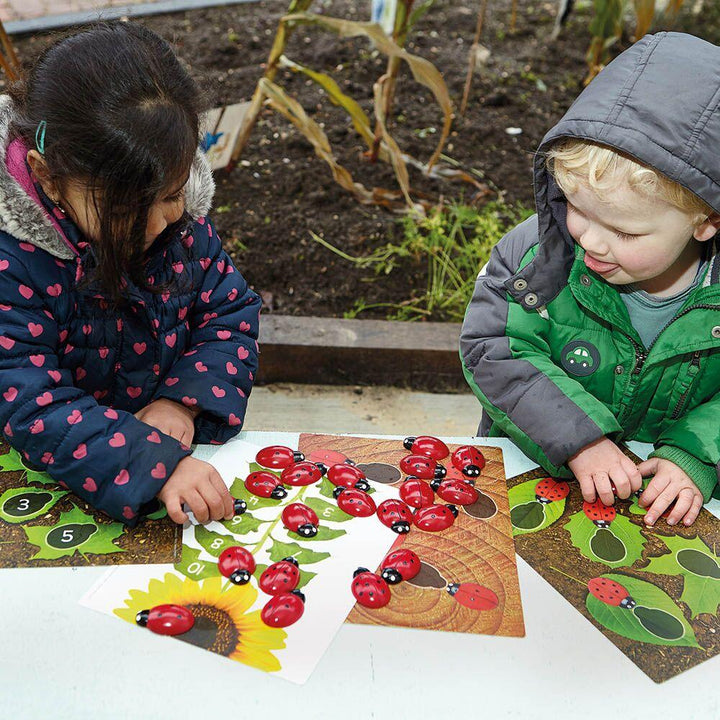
<box><xmin>0</xmin><ymin>215</ymin><xmax>261</xmax><ymax>523</ymax></box>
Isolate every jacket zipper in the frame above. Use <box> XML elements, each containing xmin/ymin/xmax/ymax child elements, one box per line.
<box><xmin>670</xmin><ymin>351</ymin><xmax>702</xmax><ymax>419</ymax></box>
<box><xmin>631</xmin><ymin>303</ymin><xmax>719</xmax><ymax>374</ymax></box>
<box><xmin>617</xmin><ymin>303</ymin><xmax>719</xmax><ymax>427</ymax></box>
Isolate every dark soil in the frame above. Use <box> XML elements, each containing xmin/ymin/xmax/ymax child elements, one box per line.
<box><xmin>8</xmin><ymin>0</ymin><xmax>720</xmax><ymax>319</ymax></box>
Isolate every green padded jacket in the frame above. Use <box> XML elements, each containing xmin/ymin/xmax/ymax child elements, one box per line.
<box><xmin>460</xmin><ymin>32</ymin><xmax>720</xmax><ymax>500</ymax></box>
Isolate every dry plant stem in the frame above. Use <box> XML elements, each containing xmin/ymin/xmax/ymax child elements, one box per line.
<box><xmin>230</xmin><ymin>0</ymin><xmax>313</xmax><ymax>165</ymax></box>
<box><xmin>0</xmin><ymin>21</ymin><xmax>20</xmax><ymax>81</ymax></box>
<box><xmin>259</xmin><ymin>78</ymin><xmax>377</xmax><ymax>205</ymax></box>
<box><xmin>633</xmin><ymin>0</ymin><xmax>656</xmax><ymax>39</ymax></box>
<box><xmin>0</xmin><ymin>52</ymin><xmax>17</xmax><ymax>83</ymax></box>
<box><xmin>460</xmin><ymin>0</ymin><xmax>489</xmax><ymax>117</ymax></box>
<box><xmin>370</xmin><ymin>55</ymin><xmax>401</xmax><ymax>162</ymax></box>
<box><xmin>510</xmin><ymin>0</ymin><xmax>518</xmax><ymax>32</ymax></box>
<box><xmin>370</xmin><ymin>0</ymin><xmax>413</xmax><ymax>163</ymax></box>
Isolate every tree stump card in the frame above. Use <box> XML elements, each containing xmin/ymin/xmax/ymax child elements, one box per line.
<box><xmin>298</xmin><ymin>433</ymin><xmax>525</xmax><ymax>638</ymax></box>
<box><xmin>508</xmin><ymin>460</ymin><xmax>720</xmax><ymax>682</ymax></box>
<box><xmin>0</xmin><ymin>442</ymin><xmax>181</xmax><ymax>568</ymax></box>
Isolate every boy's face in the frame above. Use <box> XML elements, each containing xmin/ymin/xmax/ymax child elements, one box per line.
<box><xmin>564</xmin><ymin>180</ymin><xmax>712</xmax><ymax>295</ymax></box>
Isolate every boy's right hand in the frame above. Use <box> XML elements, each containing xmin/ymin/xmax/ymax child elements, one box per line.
<box><xmin>157</xmin><ymin>456</ymin><xmax>234</xmax><ymax>524</ymax></box>
<box><xmin>567</xmin><ymin>437</ymin><xmax>643</xmax><ymax>505</ymax></box>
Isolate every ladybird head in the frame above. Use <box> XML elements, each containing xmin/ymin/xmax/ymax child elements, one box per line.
<box><xmin>446</xmin><ymin>504</ymin><xmax>458</xmax><ymax>518</ymax></box>
<box><xmin>392</xmin><ymin>520</ymin><xmax>411</xmax><ymax>534</ymax></box>
<box><xmin>136</xmin><ymin>609</ymin><xmax>150</xmax><ymax>626</ymax></box>
<box><xmin>354</xmin><ymin>478</ymin><xmax>370</xmax><ymax>492</ymax></box>
<box><xmin>282</xmin><ymin>556</ymin><xmax>299</xmax><ymax>567</ymax></box>
<box><xmin>381</xmin><ymin>568</ymin><xmax>403</xmax><ymax>584</ymax></box>
<box><xmin>233</xmin><ymin>498</ymin><xmax>247</xmax><ymax>515</ymax></box>
<box><xmin>297</xmin><ymin>523</ymin><xmax>318</xmax><ymax>538</ymax></box>
<box><xmin>230</xmin><ymin>569</ymin><xmax>251</xmax><ymax>585</ymax></box>
<box><xmin>271</xmin><ymin>486</ymin><xmax>288</xmax><ymax>499</ymax></box>
<box><xmin>403</xmin><ymin>436</ymin><xmax>417</xmax><ymax>451</ymax></box>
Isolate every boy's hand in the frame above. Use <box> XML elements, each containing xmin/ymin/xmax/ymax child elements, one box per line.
<box><xmin>135</xmin><ymin>398</ymin><xmax>199</xmax><ymax>448</ymax></box>
<box><xmin>157</xmin><ymin>456</ymin><xmax>234</xmax><ymax>524</ymax></box>
<box><xmin>567</xmin><ymin>437</ymin><xmax>643</xmax><ymax>505</ymax></box>
<box><xmin>637</xmin><ymin>457</ymin><xmax>703</xmax><ymax>527</ymax></box>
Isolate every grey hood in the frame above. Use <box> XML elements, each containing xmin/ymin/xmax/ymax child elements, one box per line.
<box><xmin>0</xmin><ymin>94</ymin><xmax>215</xmax><ymax>261</ymax></box>
<box><xmin>508</xmin><ymin>32</ymin><xmax>720</xmax><ymax>310</ymax></box>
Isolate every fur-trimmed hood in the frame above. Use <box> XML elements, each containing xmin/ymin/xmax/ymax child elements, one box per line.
<box><xmin>0</xmin><ymin>94</ymin><xmax>215</xmax><ymax>260</ymax></box>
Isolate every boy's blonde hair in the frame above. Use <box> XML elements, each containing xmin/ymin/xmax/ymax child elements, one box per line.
<box><xmin>546</xmin><ymin>139</ymin><xmax>714</xmax><ymax>222</ymax></box>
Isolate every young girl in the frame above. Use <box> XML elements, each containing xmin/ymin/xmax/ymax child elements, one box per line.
<box><xmin>0</xmin><ymin>23</ymin><xmax>261</xmax><ymax>526</ymax></box>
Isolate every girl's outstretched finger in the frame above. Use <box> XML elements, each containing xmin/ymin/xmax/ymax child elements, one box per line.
<box><xmin>683</xmin><ymin>494</ymin><xmax>704</xmax><ymax>526</ymax></box>
<box><xmin>186</xmin><ymin>489</ymin><xmax>209</xmax><ymax>523</ymax></box>
<box><xmin>164</xmin><ymin>496</ymin><xmax>187</xmax><ymax>524</ymax></box>
<box><xmin>209</xmin><ymin>473</ymin><xmax>234</xmax><ymax>519</ymax></box>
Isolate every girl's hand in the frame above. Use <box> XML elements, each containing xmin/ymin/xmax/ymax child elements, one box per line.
<box><xmin>157</xmin><ymin>456</ymin><xmax>234</xmax><ymax>524</ymax></box>
<box><xmin>567</xmin><ymin>437</ymin><xmax>643</xmax><ymax>505</ymax></box>
<box><xmin>637</xmin><ymin>458</ymin><xmax>704</xmax><ymax>527</ymax></box>
<box><xmin>135</xmin><ymin>398</ymin><xmax>198</xmax><ymax>447</ymax></box>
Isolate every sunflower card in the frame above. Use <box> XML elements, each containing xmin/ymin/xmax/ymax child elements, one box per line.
<box><xmin>80</xmin><ymin>437</ymin><xmax>398</xmax><ymax>684</ymax></box>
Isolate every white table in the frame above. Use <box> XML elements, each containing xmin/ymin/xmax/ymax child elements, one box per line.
<box><xmin>2</xmin><ymin>433</ymin><xmax>719</xmax><ymax>720</ymax></box>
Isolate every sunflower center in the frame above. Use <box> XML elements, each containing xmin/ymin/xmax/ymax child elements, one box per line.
<box><xmin>179</xmin><ymin>603</ymin><xmax>240</xmax><ymax>656</ymax></box>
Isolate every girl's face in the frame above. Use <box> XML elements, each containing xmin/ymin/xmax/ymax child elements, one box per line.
<box><xmin>28</xmin><ymin>149</ymin><xmax>187</xmax><ymax>251</ymax></box>
<box><xmin>61</xmin><ymin>178</ymin><xmax>187</xmax><ymax>251</ymax></box>
<box><xmin>564</xmin><ymin>180</ymin><xmax>716</xmax><ymax>296</ymax></box>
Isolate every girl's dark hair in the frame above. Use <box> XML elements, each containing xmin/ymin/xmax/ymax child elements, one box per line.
<box><xmin>9</xmin><ymin>22</ymin><xmax>201</xmax><ymax>301</ymax></box>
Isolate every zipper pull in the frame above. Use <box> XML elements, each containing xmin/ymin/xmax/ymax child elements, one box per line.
<box><xmin>633</xmin><ymin>349</ymin><xmax>648</xmax><ymax>375</ymax></box>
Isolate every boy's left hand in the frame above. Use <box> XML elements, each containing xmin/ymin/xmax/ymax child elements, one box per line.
<box><xmin>135</xmin><ymin>398</ymin><xmax>199</xmax><ymax>448</ymax></box>
<box><xmin>637</xmin><ymin>457</ymin><xmax>704</xmax><ymax>527</ymax></box>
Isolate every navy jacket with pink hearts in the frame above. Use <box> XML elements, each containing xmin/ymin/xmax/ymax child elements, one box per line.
<box><xmin>0</xmin><ymin>97</ymin><xmax>261</xmax><ymax>525</ymax></box>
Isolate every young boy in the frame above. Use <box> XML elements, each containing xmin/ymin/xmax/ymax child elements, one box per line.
<box><xmin>460</xmin><ymin>32</ymin><xmax>720</xmax><ymax>528</ymax></box>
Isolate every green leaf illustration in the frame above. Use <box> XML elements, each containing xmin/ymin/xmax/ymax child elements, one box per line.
<box><xmin>145</xmin><ymin>506</ymin><xmax>168</xmax><ymax>520</ymax></box>
<box><xmin>318</xmin><ymin>477</ymin><xmax>337</xmax><ymax>499</ymax></box>
<box><xmin>175</xmin><ymin>544</ymin><xmax>221</xmax><ymax>581</ymax></box>
<box><xmin>24</xmin><ymin>506</ymin><xmax>124</xmax><ymax>560</ymax></box>
<box><xmin>0</xmin><ymin>487</ymin><xmax>68</xmax><ymax>523</ymax></box>
<box><xmin>194</xmin><ymin>526</ymin><xmax>238</xmax><ymax>558</ymax></box>
<box><xmin>0</xmin><ymin>448</ymin><xmax>25</xmax><ymax>472</ymax></box>
<box><xmin>268</xmin><ymin>538</ymin><xmax>330</xmax><ymax>565</ymax></box>
<box><xmin>297</xmin><ymin>568</ymin><xmax>317</xmax><ymax>590</ymax></box>
<box><xmin>509</xmin><ymin>479</ymin><xmax>565</xmax><ymax>536</ymax></box>
<box><xmin>305</xmin><ymin>496</ymin><xmax>353</xmax><ymax>523</ymax></box>
<box><xmin>627</xmin><ymin>484</ymin><xmax>648</xmax><ymax>515</ymax></box>
<box><xmin>297</xmin><ymin>525</ymin><xmax>346</xmax><ymax>542</ymax></box>
<box><xmin>0</xmin><ymin>448</ymin><xmax>55</xmax><ymax>486</ymax></box>
<box><xmin>586</xmin><ymin>573</ymin><xmax>700</xmax><ymax>648</ymax></box>
<box><xmin>220</xmin><ymin>510</ymin><xmax>269</xmax><ymax>536</ymax></box>
<box><xmin>564</xmin><ymin>511</ymin><xmax>646</xmax><ymax>568</ymax></box>
<box><xmin>644</xmin><ymin>535</ymin><xmax>720</xmax><ymax>617</ymax></box>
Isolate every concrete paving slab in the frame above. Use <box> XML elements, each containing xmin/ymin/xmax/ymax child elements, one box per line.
<box><xmin>245</xmin><ymin>383</ymin><xmax>481</xmax><ymax>436</ymax></box>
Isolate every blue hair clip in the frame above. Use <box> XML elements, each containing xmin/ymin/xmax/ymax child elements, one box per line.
<box><xmin>35</xmin><ymin>120</ymin><xmax>47</xmax><ymax>155</ymax></box>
